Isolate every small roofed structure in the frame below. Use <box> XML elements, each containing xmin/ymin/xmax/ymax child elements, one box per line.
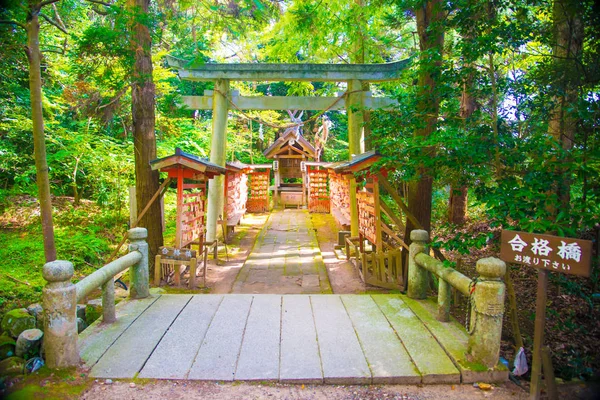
<box><xmin>150</xmin><ymin>148</ymin><xmax>226</xmax><ymax>288</ymax></box>
<box><xmin>264</xmin><ymin>130</ymin><xmax>316</xmax><ymax>208</ymax></box>
<box><xmin>150</xmin><ymin>148</ymin><xmax>226</xmax><ymax>249</ymax></box>
<box><xmin>331</xmin><ymin>150</ymin><xmax>382</xmax><ymax>176</ymax></box>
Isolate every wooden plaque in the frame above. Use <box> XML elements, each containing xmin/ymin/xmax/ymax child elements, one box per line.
<box><xmin>500</xmin><ymin>230</ymin><xmax>592</xmax><ymax>277</ymax></box>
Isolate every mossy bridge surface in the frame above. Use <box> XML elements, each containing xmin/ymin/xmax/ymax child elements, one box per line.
<box><xmin>79</xmin><ymin>293</ymin><xmax>507</xmax><ymax>384</ymax></box>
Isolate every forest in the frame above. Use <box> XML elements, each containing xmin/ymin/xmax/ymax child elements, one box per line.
<box><xmin>0</xmin><ymin>0</ymin><xmax>599</xmax><ymax>394</ymax></box>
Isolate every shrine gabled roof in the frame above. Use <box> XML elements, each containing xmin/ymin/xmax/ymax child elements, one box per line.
<box><xmin>226</xmin><ymin>161</ymin><xmax>248</xmax><ymax>172</ymax></box>
<box><xmin>263</xmin><ymin>130</ymin><xmax>316</xmax><ymax>159</ymax></box>
<box><xmin>150</xmin><ymin>148</ymin><xmax>226</xmax><ymax>175</ymax></box>
<box><xmin>330</xmin><ymin>150</ymin><xmax>382</xmax><ymax>174</ymax></box>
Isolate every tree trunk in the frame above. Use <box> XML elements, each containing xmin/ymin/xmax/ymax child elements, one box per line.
<box><xmin>548</xmin><ymin>0</ymin><xmax>583</xmax><ymax>211</ymax></box>
<box><xmin>26</xmin><ymin>6</ymin><xmax>56</xmax><ymax>262</ymax></box>
<box><xmin>404</xmin><ymin>0</ymin><xmax>444</xmax><ymax>238</ymax></box>
<box><xmin>128</xmin><ymin>0</ymin><xmax>162</xmax><ymax>274</ymax></box>
<box><xmin>448</xmin><ymin>185</ymin><xmax>468</xmax><ymax>225</ymax></box>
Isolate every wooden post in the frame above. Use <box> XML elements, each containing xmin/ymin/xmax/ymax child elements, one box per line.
<box><xmin>542</xmin><ymin>346</ymin><xmax>558</xmax><ymax>400</ymax></box>
<box><xmin>373</xmin><ymin>176</ymin><xmax>383</xmax><ymax>253</ymax></box>
<box><xmin>530</xmin><ymin>269</ymin><xmax>549</xmax><ymax>399</ymax></box>
<box><xmin>129</xmin><ymin>186</ymin><xmax>137</xmax><ymax>227</ymax></box>
<box><xmin>505</xmin><ymin>266</ymin><xmax>524</xmax><ymax>350</ymax></box>
<box><xmin>154</xmin><ymin>254</ymin><xmax>161</xmax><ymax>286</ymax></box>
<box><xmin>206</xmin><ymin>79</ymin><xmax>230</xmax><ymax>242</ymax></box>
<box><xmin>188</xmin><ymin>257</ymin><xmax>197</xmax><ymax>289</ymax></box>
<box><xmin>175</xmin><ymin>167</ymin><xmax>184</xmax><ymax>248</ymax></box>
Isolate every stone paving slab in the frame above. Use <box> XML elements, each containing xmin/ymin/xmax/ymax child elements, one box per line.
<box><xmin>341</xmin><ymin>295</ymin><xmax>421</xmax><ymax>384</ymax></box>
<box><xmin>372</xmin><ymin>295</ymin><xmax>460</xmax><ymax>384</ymax></box>
<box><xmin>90</xmin><ymin>295</ymin><xmax>191</xmax><ymax>378</ymax></box>
<box><xmin>280</xmin><ymin>295</ymin><xmax>323</xmax><ymax>383</ymax></box>
<box><xmin>402</xmin><ymin>297</ymin><xmax>509</xmax><ymax>383</ymax></box>
<box><xmin>310</xmin><ymin>295</ymin><xmax>371</xmax><ymax>384</ymax></box>
<box><xmin>139</xmin><ymin>295</ymin><xmax>223</xmax><ymax>379</ymax></box>
<box><xmin>232</xmin><ymin>210</ymin><xmax>332</xmax><ymax>294</ymax></box>
<box><xmin>79</xmin><ymin>296</ymin><xmax>158</xmax><ymax>367</ymax></box>
<box><xmin>188</xmin><ymin>295</ymin><xmax>253</xmax><ymax>381</ymax></box>
<box><xmin>235</xmin><ymin>295</ymin><xmax>281</xmax><ymax>381</ymax></box>
<box><xmin>80</xmin><ymin>294</ymin><xmax>507</xmax><ymax>384</ymax></box>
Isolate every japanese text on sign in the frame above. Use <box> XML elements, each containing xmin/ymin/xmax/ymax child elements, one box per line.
<box><xmin>500</xmin><ymin>230</ymin><xmax>592</xmax><ymax>277</ymax></box>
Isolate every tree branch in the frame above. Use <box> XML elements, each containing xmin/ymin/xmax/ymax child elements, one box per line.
<box><xmin>39</xmin><ymin>0</ymin><xmax>62</xmax><ymax>8</ymax></box>
<box><xmin>0</xmin><ymin>20</ymin><xmax>26</xmax><ymax>30</ymax></box>
<box><xmin>40</xmin><ymin>13</ymin><xmax>68</xmax><ymax>34</ymax></box>
<box><xmin>52</xmin><ymin>3</ymin><xmax>67</xmax><ymax>32</ymax></box>
<box><xmin>85</xmin><ymin>0</ymin><xmax>112</xmax><ymax>6</ymax></box>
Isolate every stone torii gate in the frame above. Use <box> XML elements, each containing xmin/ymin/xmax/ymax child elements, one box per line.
<box><xmin>167</xmin><ymin>56</ymin><xmax>410</xmax><ymax>242</ymax></box>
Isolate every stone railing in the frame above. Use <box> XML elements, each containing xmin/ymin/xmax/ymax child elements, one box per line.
<box><xmin>408</xmin><ymin>229</ymin><xmax>506</xmax><ymax>369</ymax></box>
<box><xmin>42</xmin><ymin>228</ymin><xmax>149</xmax><ymax>368</ymax></box>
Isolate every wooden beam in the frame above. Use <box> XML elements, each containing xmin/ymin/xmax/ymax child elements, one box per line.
<box><xmin>377</xmin><ymin>173</ymin><xmax>421</xmax><ymax>229</ymax></box>
<box><xmin>381</xmin><ymin>222</ymin><xmax>409</xmax><ymax>251</ymax></box>
<box><xmin>380</xmin><ymin>200</ymin><xmax>405</xmax><ymax>232</ymax></box>
<box><xmin>182</xmin><ymin>95</ymin><xmax>398</xmax><ymax>111</ymax></box>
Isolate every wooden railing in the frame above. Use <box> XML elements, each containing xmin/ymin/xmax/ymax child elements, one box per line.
<box><xmin>42</xmin><ymin>228</ymin><xmax>149</xmax><ymax>368</ymax></box>
<box><xmin>408</xmin><ymin>229</ymin><xmax>506</xmax><ymax>369</ymax></box>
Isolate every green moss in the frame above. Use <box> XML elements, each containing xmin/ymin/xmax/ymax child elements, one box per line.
<box><xmin>4</xmin><ymin>366</ymin><xmax>93</xmax><ymax>400</ymax></box>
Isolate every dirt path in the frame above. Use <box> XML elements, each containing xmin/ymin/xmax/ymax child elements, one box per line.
<box><xmin>80</xmin><ymin>380</ymin><xmax>531</xmax><ymax>400</ymax></box>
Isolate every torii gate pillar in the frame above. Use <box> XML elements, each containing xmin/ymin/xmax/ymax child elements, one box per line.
<box><xmin>206</xmin><ymin>79</ymin><xmax>230</xmax><ymax>242</ymax></box>
<box><xmin>347</xmin><ymin>79</ymin><xmax>365</xmax><ymax>237</ymax></box>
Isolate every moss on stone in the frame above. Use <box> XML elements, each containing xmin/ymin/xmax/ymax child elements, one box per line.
<box><xmin>1</xmin><ymin>309</ymin><xmax>36</xmax><ymax>339</ymax></box>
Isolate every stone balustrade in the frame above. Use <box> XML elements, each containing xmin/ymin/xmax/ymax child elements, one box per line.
<box><xmin>407</xmin><ymin>229</ymin><xmax>506</xmax><ymax>369</ymax></box>
<box><xmin>42</xmin><ymin>228</ymin><xmax>149</xmax><ymax>368</ymax></box>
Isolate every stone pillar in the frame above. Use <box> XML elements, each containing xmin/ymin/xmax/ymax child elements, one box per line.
<box><xmin>42</xmin><ymin>260</ymin><xmax>79</xmax><ymax>368</ymax></box>
<box><xmin>347</xmin><ymin>79</ymin><xmax>364</xmax><ymax>237</ymax></box>
<box><xmin>207</xmin><ymin>79</ymin><xmax>230</xmax><ymax>242</ymax></box>
<box><xmin>407</xmin><ymin>229</ymin><xmax>429</xmax><ymax>299</ymax></box>
<box><xmin>129</xmin><ymin>227</ymin><xmax>149</xmax><ymax>299</ymax></box>
<box><xmin>468</xmin><ymin>257</ymin><xmax>506</xmax><ymax>368</ymax></box>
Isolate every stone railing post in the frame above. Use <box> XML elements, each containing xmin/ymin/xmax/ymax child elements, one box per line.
<box><xmin>468</xmin><ymin>257</ymin><xmax>506</xmax><ymax>368</ymax></box>
<box><xmin>407</xmin><ymin>229</ymin><xmax>429</xmax><ymax>299</ymax></box>
<box><xmin>128</xmin><ymin>227</ymin><xmax>149</xmax><ymax>299</ymax></box>
<box><xmin>42</xmin><ymin>260</ymin><xmax>79</xmax><ymax>368</ymax></box>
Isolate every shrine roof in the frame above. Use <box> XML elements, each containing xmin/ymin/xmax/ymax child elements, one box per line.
<box><xmin>330</xmin><ymin>150</ymin><xmax>382</xmax><ymax>174</ymax></box>
<box><xmin>226</xmin><ymin>161</ymin><xmax>248</xmax><ymax>172</ymax></box>
<box><xmin>263</xmin><ymin>131</ymin><xmax>316</xmax><ymax>159</ymax></box>
<box><xmin>150</xmin><ymin>148</ymin><xmax>226</xmax><ymax>175</ymax></box>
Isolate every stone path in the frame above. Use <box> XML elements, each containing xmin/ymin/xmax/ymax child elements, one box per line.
<box><xmin>231</xmin><ymin>210</ymin><xmax>332</xmax><ymax>294</ymax></box>
<box><xmin>80</xmin><ymin>293</ymin><xmax>507</xmax><ymax>384</ymax></box>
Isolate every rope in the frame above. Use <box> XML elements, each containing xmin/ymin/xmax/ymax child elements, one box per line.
<box><xmin>212</xmin><ymin>88</ymin><xmax>367</xmax><ymax>130</ymax></box>
<box><xmin>466</xmin><ymin>277</ymin><xmax>478</xmax><ymax>334</ymax></box>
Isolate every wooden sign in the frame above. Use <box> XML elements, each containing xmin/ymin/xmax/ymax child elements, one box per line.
<box><xmin>500</xmin><ymin>230</ymin><xmax>592</xmax><ymax>277</ymax></box>
<box><xmin>159</xmin><ymin>246</ymin><xmax>196</xmax><ymax>261</ymax></box>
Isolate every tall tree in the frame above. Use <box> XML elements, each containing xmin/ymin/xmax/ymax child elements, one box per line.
<box><xmin>404</xmin><ymin>0</ymin><xmax>445</xmax><ymax>238</ymax></box>
<box><xmin>548</xmin><ymin>0</ymin><xmax>584</xmax><ymax>212</ymax></box>
<box><xmin>127</xmin><ymin>0</ymin><xmax>162</xmax><ymax>270</ymax></box>
<box><xmin>0</xmin><ymin>0</ymin><xmax>69</xmax><ymax>262</ymax></box>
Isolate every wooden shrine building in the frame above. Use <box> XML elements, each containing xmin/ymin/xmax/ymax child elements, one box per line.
<box><xmin>263</xmin><ymin>130</ymin><xmax>316</xmax><ymax>208</ymax></box>
<box><xmin>150</xmin><ymin>148</ymin><xmax>226</xmax><ymax>288</ymax></box>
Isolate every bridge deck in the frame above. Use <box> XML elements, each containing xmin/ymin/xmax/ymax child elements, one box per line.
<box><xmin>79</xmin><ymin>293</ymin><xmax>507</xmax><ymax>384</ymax></box>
